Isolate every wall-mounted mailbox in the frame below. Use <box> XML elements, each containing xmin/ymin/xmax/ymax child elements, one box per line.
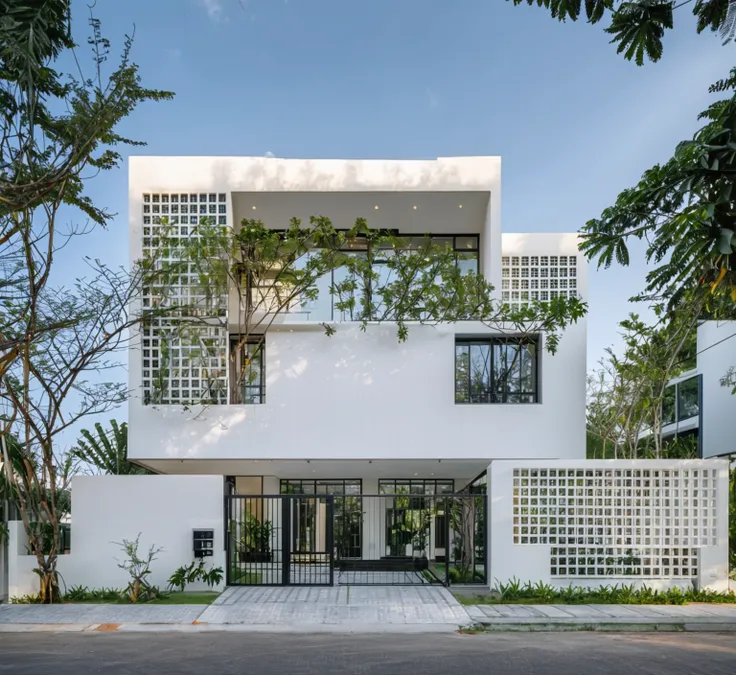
<box><xmin>193</xmin><ymin>529</ymin><xmax>214</xmax><ymax>558</ymax></box>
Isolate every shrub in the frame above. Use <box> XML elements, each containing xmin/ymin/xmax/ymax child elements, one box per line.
<box><xmin>168</xmin><ymin>560</ymin><xmax>224</xmax><ymax>592</ymax></box>
<box><xmin>485</xmin><ymin>578</ymin><xmax>736</xmax><ymax>605</ymax></box>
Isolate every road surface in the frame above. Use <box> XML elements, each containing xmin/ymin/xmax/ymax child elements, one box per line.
<box><xmin>1</xmin><ymin>631</ymin><xmax>734</xmax><ymax>674</ymax></box>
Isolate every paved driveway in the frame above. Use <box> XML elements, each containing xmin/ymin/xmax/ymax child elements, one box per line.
<box><xmin>198</xmin><ymin>584</ymin><xmax>472</xmax><ymax>628</ymax></box>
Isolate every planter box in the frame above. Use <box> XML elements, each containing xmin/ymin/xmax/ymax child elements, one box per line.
<box><xmin>238</xmin><ymin>551</ymin><xmax>272</xmax><ymax>563</ymax></box>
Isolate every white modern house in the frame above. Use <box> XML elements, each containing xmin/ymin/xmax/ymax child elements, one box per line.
<box><xmin>4</xmin><ymin>157</ymin><xmax>731</xmax><ymax>600</ymax></box>
<box><xmin>124</xmin><ymin>155</ymin><xmax>588</xmax><ymax>585</ymax></box>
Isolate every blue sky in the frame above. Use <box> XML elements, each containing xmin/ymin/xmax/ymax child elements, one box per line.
<box><xmin>57</xmin><ymin>0</ymin><xmax>734</xmax><ymax>438</ymax></box>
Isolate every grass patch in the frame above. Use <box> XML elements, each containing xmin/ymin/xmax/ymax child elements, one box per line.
<box><xmin>12</xmin><ymin>588</ymin><xmax>221</xmax><ymax>605</ymax></box>
<box><xmin>455</xmin><ymin>579</ymin><xmax>736</xmax><ymax>606</ymax></box>
<box><xmin>229</xmin><ymin>566</ymin><xmax>263</xmax><ymax>585</ymax></box>
<box><xmin>150</xmin><ymin>591</ymin><xmax>219</xmax><ymax>605</ymax></box>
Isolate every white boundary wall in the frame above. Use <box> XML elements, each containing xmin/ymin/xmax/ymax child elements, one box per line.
<box><xmin>489</xmin><ymin>459</ymin><xmax>730</xmax><ymax>592</ymax></box>
<box><xmin>8</xmin><ymin>475</ymin><xmax>225</xmax><ymax>598</ymax></box>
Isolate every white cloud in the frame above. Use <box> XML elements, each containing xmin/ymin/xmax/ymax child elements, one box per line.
<box><xmin>264</xmin><ymin>150</ymin><xmax>275</xmax><ymax>158</ymax></box>
<box><xmin>198</xmin><ymin>0</ymin><xmax>224</xmax><ymax>21</ymax></box>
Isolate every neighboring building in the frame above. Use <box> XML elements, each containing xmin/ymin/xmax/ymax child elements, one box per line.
<box><xmin>127</xmin><ymin>156</ymin><xmax>588</xmax><ymax>584</ymax></box>
<box><xmin>660</xmin><ymin>320</ymin><xmax>736</xmax><ymax>459</ymax></box>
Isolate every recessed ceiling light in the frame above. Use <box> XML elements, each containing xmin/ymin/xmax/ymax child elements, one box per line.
<box><xmin>252</xmin><ymin>205</ymin><xmax>257</xmax><ymax>210</ymax></box>
<box><xmin>374</xmin><ymin>205</ymin><xmax>379</xmax><ymax>210</ymax></box>
<box><xmin>458</xmin><ymin>204</ymin><xmax>463</xmax><ymax>209</ymax></box>
<box><xmin>412</xmin><ymin>205</ymin><xmax>418</xmax><ymax>210</ymax></box>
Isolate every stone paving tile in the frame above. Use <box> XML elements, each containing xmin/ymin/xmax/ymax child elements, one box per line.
<box><xmin>543</xmin><ymin>604</ymin><xmax>611</xmax><ymax>618</ymax></box>
<box><xmin>686</xmin><ymin>603</ymin><xmax>736</xmax><ymax>617</ymax></box>
<box><xmin>530</xmin><ymin>605</ymin><xmax>576</xmax><ymax>619</ymax></box>
<box><xmin>0</xmin><ymin>604</ymin><xmax>205</xmax><ymax>624</ymax></box>
<box><xmin>584</xmin><ymin>605</ymin><xmax>654</xmax><ymax>619</ymax></box>
<box><xmin>493</xmin><ymin>605</ymin><xmax>549</xmax><ymax>618</ymax></box>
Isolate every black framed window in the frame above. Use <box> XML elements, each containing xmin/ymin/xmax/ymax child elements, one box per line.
<box><xmin>296</xmin><ymin>233</ymin><xmax>479</xmax><ymax>322</ymax></box>
<box><xmin>662</xmin><ymin>384</ymin><xmax>676</xmax><ymax>426</ymax></box>
<box><xmin>280</xmin><ymin>479</ymin><xmax>362</xmax><ymax>495</ymax></box>
<box><xmin>455</xmin><ymin>337</ymin><xmax>538</xmax><ymax>403</ymax></box>
<box><xmin>677</xmin><ymin>376</ymin><xmax>699</xmax><ymax>422</ymax></box>
<box><xmin>229</xmin><ymin>337</ymin><xmax>265</xmax><ymax>404</ymax></box>
<box><xmin>378</xmin><ymin>479</ymin><xmax>454</xmax><ymax>495</ymax></box>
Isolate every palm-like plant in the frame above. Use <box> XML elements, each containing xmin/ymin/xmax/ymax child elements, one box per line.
<box><xmin>72</xmin><ymin>421</ymin><xmax>149</xmax><ymax>475</ymax></box>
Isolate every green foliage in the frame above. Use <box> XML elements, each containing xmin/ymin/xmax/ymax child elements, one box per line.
<box><xmin>581</xmin><ymin>69</ymin><xmax>736</xmax><ymax>311</ymax></box>
<box><xmin>12</xmin><ymin>586</ymin><xmax>218</xmax><ymax>604</ymax></box>
<box><xmin>0</xmin><ymin>2</ymin><xmax>174</xmax><ymax>603</ymax></box>
<box><xmin>65</xmin><ymin>585</ymin><xmax>91</xmax><ymax>601</ymax></box>
<box><xmin>465</xmin><ymin>578</ymin><xmax>736</xmax><ymax>605</ymax></box>
<box><xmin>509</xmin><ymin>1</ymin><xmax>732</xmax><ymax>64</ymax></box>
<box><xmin>72</xmin><ymin>421</ymin><xmax>148</xmax><ymax>475</ymax></box>
<box><xmin>167</xmin><ymin>560</ymin><xmax>224</xmax><ymax>592</ymax></box>
<box><xmin>150</xmin><ymin>216</ymin><xmax>586</xmax><ymax>406</ymax></box>
<box><xmin>586</xmin><ymin>309</ymin><xmax>701</xmax><ymax>459</ymax></box>
<box><xmin>114</xmin><ymin>534</ymin><xmax>165</xmax><ymax>603</ymax></box>
<box><xmin>235</xmin><ymin>515</ymin><xmax>273</xmax><ymax>557</ymax></box>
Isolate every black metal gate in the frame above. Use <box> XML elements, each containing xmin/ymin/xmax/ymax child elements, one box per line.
<box><xmin>225</xmin><ymin>493</ymin><xmax>486</xmax><ymax>587</ymax></box>
<box><xmin>226</xmin><ymin>495</ymin><xmax>334</xmax><ymax>586</ymax></box>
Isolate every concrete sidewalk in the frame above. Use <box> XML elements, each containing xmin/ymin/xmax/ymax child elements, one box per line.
<box><xmin>2</xmin><ymin>590</ymin><xmax>736</xmax><ymax>632</ymax></box>
<box><xmin>464</xmin><ymin>603</ymin><xmax>736</xmax><ymax>631</ymax></box>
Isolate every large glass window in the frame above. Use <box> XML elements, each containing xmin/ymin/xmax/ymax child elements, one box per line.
<box><xmin>378</xmin><ymin>479</ymin><xmax>454</xmax><ymax>495</ymax></box>
<box><xmin>455</xmin><ymin>337</ymin><xmax>538</xmax><ymax>403</ymax></box>
<box><xmin>229</xmin><ymin>337</ymin><xmax>265</xmax><ymax>404</ymax></box>
<box><xmin>677</xmin><ymin>376</ymin><xmax>699</xmax><ymax>422</ymax></box>
<box><xmin>662</xmin><ymin>376</ymin><xmax>700</xmax><ymax>426</ymax></box>
<box><xmin>286</xmin><ymin>233</ymin><xmax>479</xmax><ymax>321</ymax></box>
<box><xmin>281</xmin><ymin>480</ymin><xmax>363</xmax><ymax>560</ymax></box>
<box><xmin>280</xmin><ymin>479</ymin><xmax>362</xmax><ymax>494</ymax></box>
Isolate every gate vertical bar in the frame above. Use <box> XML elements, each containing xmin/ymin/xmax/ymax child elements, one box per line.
<box><xmin>483</xmin><ymin>492</ymin><xmax>489</xmax><ymax>585</ymax></box>
<box><xmin>444</xmin><ymin>496</ymin><xmax>451</xmax><ymax>587</ymax></box>
<box><xmin>225</xmin><ymin>495</ymin><xmax>231</xmax><ymax>586</ymax></box>
<box><xmin>281</xmin><ymin>495</ymin><xmax>291</xmax><ymax>586</ymax></box>
<box><xmin>327</xmin><ymin>495</ymin><xmax>335</xmax><ymax>586</ymax></box>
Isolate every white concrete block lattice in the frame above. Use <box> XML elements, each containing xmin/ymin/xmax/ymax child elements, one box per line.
<box><xmin>140</xmin><ymin>191</ymin><xmax>229</xmax><ymax>406</ymax></box>
<box><xmin>491</xmin><ymin>459</ymin><xmax>730</xmax><ymax>591</ymax></box>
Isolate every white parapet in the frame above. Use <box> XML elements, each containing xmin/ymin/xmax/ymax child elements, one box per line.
<box><xmin>488</xmin><ymin>459</ymin><xmax>730</xmax><ymax>592</ymax></box>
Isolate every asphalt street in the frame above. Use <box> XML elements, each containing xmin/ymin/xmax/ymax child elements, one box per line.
<box><xmin>1</xmin><ymin>632</ymin><xmax>736</xmax><ymax>674</ymax></box>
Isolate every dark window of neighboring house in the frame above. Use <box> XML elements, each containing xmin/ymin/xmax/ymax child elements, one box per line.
<box><xmin>229</xmin><ymin>337</ymin><xmax>265</xmax><ymax>404</ymax></box>
<box><xmin>455</xmin><ymin>337</ymin><xmax>538</xmax><ymax>403</ymax></box>
<box><xmin>662</xmin><ymin>384</ymin><xmax>676</xmax><ymax>426</ymax></box>
<box><xmin>677</xmin><ymin>376</ymin><xmax>699</xmax><ymax>421</ymax></box>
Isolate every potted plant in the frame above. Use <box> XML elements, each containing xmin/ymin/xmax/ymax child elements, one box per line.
<box><xmin>238</xmin><ymin>515</ymin><xmax>273</xmax><ymax>563</ymax></box>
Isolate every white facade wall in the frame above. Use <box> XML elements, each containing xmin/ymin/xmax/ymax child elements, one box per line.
<box><xmin>7</xmin><ymin>476</ymin><xmax>225</xmax><ymax>598</ymax></box>
<box><xmin>128</xmin><ymin>156</ymin><xmax>587</xmax><ymax>466</ymax></box>
<box><xmin>489</xmin><ymin>459</ymin><xmax>730</xmax><ymax>592</ymax></box>
<box><xmin>131</xmin><ymin>321</ymin><xmax>586</xmax><ymax>463</ymax></box>
<box><xmin>699</xmin><ymin>321</ymin><xmax>736</xmax><ymax>459</ymax></box>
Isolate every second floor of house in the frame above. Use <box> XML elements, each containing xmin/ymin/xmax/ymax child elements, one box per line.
<box><xmin>126</xmin><ymin>155</ymin><xmax>588</xmax><ymax>463</ymax></box>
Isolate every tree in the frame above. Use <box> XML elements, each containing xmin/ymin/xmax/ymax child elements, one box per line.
<box><xmin>580</xmin><ymin>69</ymin><xmax>736</xmax><ymax>316</ymax></box>
<box><xmin>72</xmin><ymin>420</ymin><xmax>149</xmax><ymax>476</ymax></box>
<box><xmin>509</xmin><ymin>0</ymin><xmax>736</xmax><ymax>65</ymax></box>
<box><xmin>0</xmin><ymin>4</ymin><xmax>174</xmax><ymax>602</ymax></box>
<box><xmin>147</xmin><ymin>217</ymin><xmax>587</xmax><ymax>408</ymax></box>
<box><xmin>586</xmin><ymin>306</ymin><xmax>699</xmax><ymax>458</ymax></box>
